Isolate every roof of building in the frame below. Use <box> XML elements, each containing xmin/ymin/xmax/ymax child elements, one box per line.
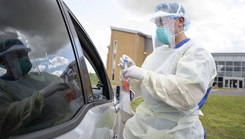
<box><xmin>212</xmin><ymin>53</ymin><xmax>245</xmax><ymax>56</ymax></box>
<box><xmin>110</xmin><ymin>26</ymin><xmax>152</xmax><ymax>38</ymax></box>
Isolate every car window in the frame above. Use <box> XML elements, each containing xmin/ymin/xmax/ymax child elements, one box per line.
<box><xmin>84</xmin><ymin>57</ymin><xmax>107</xmax><ymax>102</ymax></box>
<box><xmin>0</xmin><ymin>0</ymin><xmax>85</xmax><ymax>137</ymax></box>
<box><xmin>69</xmin><ymin>13</ymin><xmax>110</xmax><ymax>102</ymax></box>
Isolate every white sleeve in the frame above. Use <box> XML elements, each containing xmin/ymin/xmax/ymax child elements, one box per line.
<box><xmin>129</xmin><ymin>78</ymin><xmax>142</xmax><ymax>94</ymax></box>
<box><xmin>141</xmin><ymin>47</ymin><xmax>217</xmax><ymax>111</ymax></box>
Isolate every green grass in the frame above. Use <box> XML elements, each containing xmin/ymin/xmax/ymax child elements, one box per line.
<box><xmin>90</xmin><ymin>74</ymin><xmax>120</xmax><ymax>86</ymax></box>
<box><xmin>130</xmin><ymin>95</ymin><xmax>245</xmax><ymax>139</ymax></box>
<box><xmin>131</xmin><ymin>97</ymin><xmax>144</xmax><ymax>113</ymax></box>
<box><xmin>89</xmin><ymin>73</ymin><xmax>99</xmax><ymax>85</ymax></box>
<box><xmin>200</xmin><ymin>95</ymin><xmax>245</xmax><ymax>139</ymax></box>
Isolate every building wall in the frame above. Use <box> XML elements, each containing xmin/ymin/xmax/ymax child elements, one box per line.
<box><xmin>107</xmin><ymin>29</ymin><xmax>150</xmax><ymax>83</ymax></box>
<box><xmin>107</xmin><ymin>27</ymin><xmax>245</xmax><ymax>89</ymax></box>
<box><xmin>212</xmin><ymin>53</ymin><xmax>245</xmax><ymax>89</ymax></box>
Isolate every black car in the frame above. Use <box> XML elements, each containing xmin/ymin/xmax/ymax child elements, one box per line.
<box><xmin>0</xmin><ymin>0</ymin><xmax>125</xmax><ymax>138</ymax></box>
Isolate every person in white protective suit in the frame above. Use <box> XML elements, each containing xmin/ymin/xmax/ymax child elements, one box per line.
<box><xmin>118</xmin><ymin>2</ymin><xmax>217</xmax><ymax>139</ymax></box>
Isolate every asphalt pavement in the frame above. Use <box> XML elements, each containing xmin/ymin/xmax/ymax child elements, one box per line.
<box><xmin>210</xmin><ymin>88</ymin><xmax>245</xmax><ymax>96</ymax></box>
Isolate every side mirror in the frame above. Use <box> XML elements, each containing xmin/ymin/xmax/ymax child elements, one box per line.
<box><xmin>130</xmin><ymin>89</ymin><xmax>135</xmax><ymax>101</ymax></box>
<box><xmin>96</xmin><ymin>81</ymin><xmax>104</xmax><ymax>88</ymax></box>
<box><xmin>116</xmin><ymin>85</ymin><xmax>135</xmax><ymax>101</ymax></box>
<box><xmin>116</xmin><ymin>85</ymin><xmax>120</xmax><ymax>101</ymax></box>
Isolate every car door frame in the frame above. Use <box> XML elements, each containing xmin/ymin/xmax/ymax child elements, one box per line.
<box><xmin>11</xmin><ymin>0</ymin><xmax>120</xmax><ymax>139</ymax></box>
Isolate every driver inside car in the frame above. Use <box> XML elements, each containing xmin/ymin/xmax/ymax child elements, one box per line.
<box><xmin>0</xmin><ymin>39</ymin><xmax>73</xmax><ymax>137</ymax></box>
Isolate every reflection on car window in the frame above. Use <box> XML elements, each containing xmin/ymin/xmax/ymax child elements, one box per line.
<box><xmin>0</xmin><ymin>0</ymin><xmax>84</xmax><ymax>137</ymax></box>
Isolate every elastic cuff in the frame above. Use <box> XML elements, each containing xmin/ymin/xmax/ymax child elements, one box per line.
<box><xmin>140</xmin><ymin>69</ymin><xmax>147</xmax><ymax>80</ymax></box>
<box><xmin>37</xmin><ymin>91</ymin><xmax>45</xmax><ymax>100</ymax></box>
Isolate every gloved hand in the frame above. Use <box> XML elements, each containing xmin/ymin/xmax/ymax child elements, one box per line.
<box><xmin>40</xmin><ymin>81</ymin><xmax>70</xmax><ymax>98</ymax></box>
<box><xmin>67</xmin><ymin>68</ymin><xmax>76</xmax><ymax>76</ymax></box>
<box><xmin>66</xmin><ymin>68</ymin><xmax>77</xmax><ymax>81</ymax></box>
<box><xmin>122</xmin><ymin>65</ymin><xmax>145</xmax><ymax>80</ymax></box>
<box><xmin>118</xmin><ymin>54</ymin><xmax>135</xmax><ymax>70</ymax></box>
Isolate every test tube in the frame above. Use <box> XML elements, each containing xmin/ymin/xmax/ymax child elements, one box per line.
<box><xmin>124</xmin><ymin>59</ymin><xmax>128</xmax><ymax>69</ymax></box>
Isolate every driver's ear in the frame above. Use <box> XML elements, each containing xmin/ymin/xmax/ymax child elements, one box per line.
<box><xmin>178</xmin><ymin>17</ymin><xmax>185</xmax><ymax>27</ymax></box>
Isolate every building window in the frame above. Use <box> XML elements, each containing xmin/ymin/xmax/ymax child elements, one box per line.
<box><xmin>226</xmin><ymin>71</ymin><xmax>232</xmax><ymax>77</ymax></box>
<box><xmin>234</xmin><ymin>61</ymin><xmax>241</xmax><ymax>66</ymax></box>
<box><xmin>226</xmin><ymin>61</ymin><xmax>233</xmax><ymax>66</ymax></box>
<box><xmin>242</xmin><ymin>71</ymin><xmax>245</xmax><ymax>77</ymax></box>
<box><xmin>112</xmin><ymin>69</ymin><xmax>115</xmax><ymax>80</ymax></box>
<box><xmin>234</xmin><ymin>67</ymin><xmax>241</xmax><ymax>72</ymax></box>
<box><xmin>226</xmin><ymin>67</ymin><xmax>233</xmax><ymax>71</ymax></box>
<box><xmin>111</xmin><ymin>40</ymin><xmax>117</xmax><ymax>81</ymax></box>
<box><xmin>218</xmin><ymin>72</ymin><xmax>225</xmax><ymax>76</ymax></box>
<box><xmin>242</xmin><ymin>67</ymin><xmax>245</xmax><ymax>72</ymax></box>
<box><xmin>113</xmin><ymin>40</ymin><xmax>117</xmax><ymax>60</ymax></box>
<box><xmin>217</xmin><ymin>61</ymin><xmax>225</xmax><ymax>72</ymax></box>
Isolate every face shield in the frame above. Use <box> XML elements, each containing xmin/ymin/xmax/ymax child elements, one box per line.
<box><xmin>150</xmin><ymin>2</ymin><xmax>191</xmax><ymax>49</ymax></box>
<box><xmin>4</xmin><ymin>50</ymin><xmax>32</xmax><ymax>79</ymax></box>
<box><xmin>152</xmin><ymin>16</ymin><xmax>176</xmax><ymax>49</ymax></box>
<box><xmin>0</xmin><ymin>39</ymin><xmax>36</xmax><ymax>80</ymax></box>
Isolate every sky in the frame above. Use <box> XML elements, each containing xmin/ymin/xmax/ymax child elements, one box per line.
<box><xmin>64</xmin><ymin>0</ymin><xmax>245</xmax><ymax>65</ymax></box>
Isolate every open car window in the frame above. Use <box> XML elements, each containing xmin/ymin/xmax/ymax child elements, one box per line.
<box><xmin>84</xmin><ymin>57</ymin><xmax>107</xmax><ymax>102</ymax></box>
<box><xmin>69</xmin><ymin>13</ymin><xmax>111</xmax><ymax>102</ymax></box>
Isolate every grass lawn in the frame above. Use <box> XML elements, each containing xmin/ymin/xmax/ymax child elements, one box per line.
<box><xmin>130</xmin><ymin>95</ymin><xmax>245</xmax><ymax>139</ymax></box>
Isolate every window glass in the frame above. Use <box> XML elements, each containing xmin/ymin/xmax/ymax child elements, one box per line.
<box><xmin>226</xmin><ymin>61</ymin><xmax>233</xmax><ymax>66</ymax></box>
<box><xmin>234</xmin><ymin>61</ymin><xmax>241</xmax><ymax>66</ymax></box>
<box><xmin>84</xmin><ymin>57</ymin><xmax>107</xmax><ymax>101</ymax></box>
<box><xmin>218</xmin><ymin>71</ymin><xmax>225</xmax><ymax>76</ymax></box>
<box><xmin>225</xmin><ymin>67</ymin><xmax>233</xmax><ymax>71</ymax></box>
<box><xmin>242</xmin><ymin>71</ymin><xmax>245</xmax><ymax>77</ymax></box>
<box><xmin>233</xmin><ymin>72</ymin><xmax>241</xmax><ymax>77</ymax></box>
<box><xmin>234</xmin><ymin>67</ymin><xmax>241</xmax><ymax>72</ymax></box>
<box><xmin>226</xmin><ymin>71</ymin><xmax>232</xmax><ymax>77</ymax></box>
<box><xmin>70</xmin><ymin>15</ymin><xmax>109</xmax><ymax>102</ymax></box>
<box><xmin>218</xmin><ymin>61</ymin><xmax>225</xmax><ymax>65</ymax></box>
<box><xmin>0</xmin><ymin>0</ymin><xmax>84</xmax><ymax>136</ymax></box>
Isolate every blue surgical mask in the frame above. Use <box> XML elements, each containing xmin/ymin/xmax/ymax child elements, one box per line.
<box><xmin>156</xmin><ymin>27</ymin><xmax>173</xmax><ymax>45</ymax></box>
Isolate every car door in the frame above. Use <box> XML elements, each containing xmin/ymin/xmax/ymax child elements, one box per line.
<box><xmin>56</xmin><ymin>2</ymin><xmax>122</xmax><ymax>138</ymax></box>
<box><xmin>0</xmin><ymin>0</ymin><xmax>120</xmax><ymax>138</ymax></box>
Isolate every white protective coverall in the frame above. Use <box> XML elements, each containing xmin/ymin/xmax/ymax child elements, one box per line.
<box><xmin>123</xmin><ymin>39</ymin><xmax>217</xmax><ymax>139</ymax></box>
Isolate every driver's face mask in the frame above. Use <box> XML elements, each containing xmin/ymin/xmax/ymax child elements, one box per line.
<box><xmin>5</xmin><ymin>52</ymin><xmax>32</xmax><ymax>79</ymax></box>
<box><xmin>17</xmin><ymin>56</ymin><xmax>32</xmax><ymax>76</ymax></box>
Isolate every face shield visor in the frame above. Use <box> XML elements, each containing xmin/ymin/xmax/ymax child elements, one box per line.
<box><xmin>4</xmin><ymin>50</ymin><xmax>32</xmax><ymax>79</ymax></box>
<box><xmin>150</xmin><ymin>2</ymin><xmax>191</xmax><ymax>49</ymax></box>
<box><xmin>0</xmin><ymin>39</ymin><xmax>38</xmax><ymax>80</ymax></box>
<box><xmin>151</xmin><ymin>16</ymin><xmax>176</xmax><ymax>49</ymax></box>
